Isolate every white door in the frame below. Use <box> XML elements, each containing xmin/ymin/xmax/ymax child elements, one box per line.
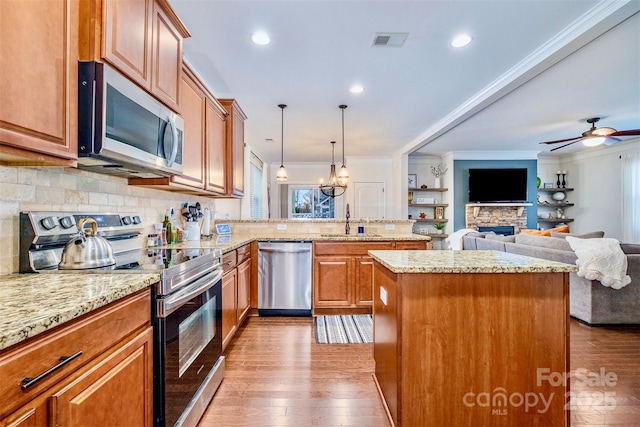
<box><xmin>354</xmin><ymin>182</ymin><xmax>385</xmax><ymax>219</ymax></box>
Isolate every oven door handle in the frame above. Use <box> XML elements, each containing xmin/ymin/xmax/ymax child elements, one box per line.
<box><xmin>158</xmin><ymin>269</ymin><xmax>223</xmax><ymax>318</ymax></box>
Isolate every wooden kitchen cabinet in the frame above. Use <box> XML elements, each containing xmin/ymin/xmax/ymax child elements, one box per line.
<box><xmin>221</xmin><ymin>251</ymin><xmax>238</xmax><ymax>351</ymax></box>
<box><xmin>128</xmin><ymin>63</ymin><xmax>229</xmax><ymax>197</ymax></box>
<box><xmin>0</xmin><ymin>0</ymin><xmax>79</xmax><ymax>166</ymax></box>
<box><xmin>313</xmin><ymin>242</ymin><xmax>394</xmax><ymax>310</ymax></box>
<box><xmin>219</xmin><ymin>99</ymin><xmax>247</xmax><ymax>198</ymax></box>
<box><xmin>313</xmin><ymin>241</ymin><xmax>431</xmax><ymax>311</ymax></box>
<box><xmin>236</xmin><ymin>245</ymin><xmax>252</xmax><ymax>326</ymax></box>
<box><xmin>0</xmin><ymin>289</ymin><xmax>152</xmax><ymax>426</ymax></box>
<box><xmin>81</xmin><ymin>0</ymin><xmax>190</xmax><ymax>112</ymax></box>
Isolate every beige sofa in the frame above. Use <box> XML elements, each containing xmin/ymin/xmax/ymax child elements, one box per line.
<box><xmin>462</xmin><ymin>231</ymin><xmax>640</xmax><ymax>325</ymax></box>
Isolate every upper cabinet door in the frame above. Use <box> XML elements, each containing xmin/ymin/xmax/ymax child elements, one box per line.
<box><xmin>173</xmin><ymin>69</ymin><xmax>206</xmax><ymax>189</ymax></box>
<box><xmin>205</xmin><ymin>99</ymin><xmax>228</xmax><ymax>195</ymax></box>
<box><xmin>151</xmin><ymin>0</ymin><xmax>183</xmax><ymax>112</ymax></box>
<box><xmin>102</xmin><ymin>0</ymin><xmax>153</xmax><ymax>91</ymax></box>
<box><xmin>219</xmin><ymin>99</ymin><xmax>247</xmax><ymax>198</ymax></box>
<box><xmin>101</xmin><ymin>0</ymin><xmax>189</xmax><ymax>113</ymax></box>
<box><xmin>0</xmin><ymin>0</ymin><xmax>79</xmax><ymax>165</ymax></box>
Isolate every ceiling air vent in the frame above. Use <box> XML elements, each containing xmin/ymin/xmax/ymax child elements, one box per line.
<box><xmin>372</xmin><ymin>32</ymin><xmax>409</xmax><ymax>47</ymax></box>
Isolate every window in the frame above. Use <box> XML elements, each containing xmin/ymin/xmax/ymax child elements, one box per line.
<box><xmin>288</xmin><ymin>186</ymin><xmax>335</xmax><ymax>219</ymax></box>
<box><xmin>622</xmin><ymin>152</ymin><xmax>640</xmax><ymax>243</ymax></box>
<box><xmin>249</xmin><ymin>153</ymin><xmax>263</xmax><ymax>219</ymax></box>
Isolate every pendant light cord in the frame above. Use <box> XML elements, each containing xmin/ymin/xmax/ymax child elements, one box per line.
<box><xmin>339</xmin><ymin>105</ymin><xmax>347</xmax><ymax>166</ymax></box>
<box><xmin>278</xmin><ymin>104</ymin><xmax>287</xmax><ymax>166</ymax></box>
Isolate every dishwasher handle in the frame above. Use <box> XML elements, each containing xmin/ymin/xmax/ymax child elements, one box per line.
<box><xmin>259</xmin><ymin>247</ymin><xmax>311</xmax><ymax>254</ymax></box>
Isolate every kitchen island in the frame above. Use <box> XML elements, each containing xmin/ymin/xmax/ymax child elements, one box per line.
<box><xmin>368</xmin><ymin>250</ymin><xmax>577</xmax><ymax>427</ymax></box>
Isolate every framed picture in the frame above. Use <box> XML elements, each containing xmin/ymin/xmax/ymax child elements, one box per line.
<box><xmin>543</xmin><ymin>183</ymin><xmax>554</xmax><ymax>189</ymax></box>
<box><xmin>408</xmin><ymin>174</ymin><xmax>417</xmax><ymax>188</ymax></box>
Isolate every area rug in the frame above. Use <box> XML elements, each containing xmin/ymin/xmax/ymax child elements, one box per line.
<box><xmin>314</xmin><ymin>314</ymin><xmax>373</xmax><ymax>344</ymax></box>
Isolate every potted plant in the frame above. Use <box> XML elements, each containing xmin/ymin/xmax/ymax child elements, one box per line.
<box><xmin>433</xmin><ymin>222</ymin><xmax>445</xmax><ymax>234</ymax></box>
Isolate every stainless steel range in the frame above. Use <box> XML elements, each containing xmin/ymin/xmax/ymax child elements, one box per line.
<box><xmin>19</xmin><ymin>211</ymin><xmax>225</xmax><ymax>427</ymax></box>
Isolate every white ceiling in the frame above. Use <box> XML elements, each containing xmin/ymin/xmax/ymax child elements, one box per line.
<box><xmin>170</xmin><ymin>0</ymin><xmax>640</xmax><ymax>163</ymax></box>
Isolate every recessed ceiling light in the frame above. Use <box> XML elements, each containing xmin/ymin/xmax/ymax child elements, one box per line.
<box><xmin>350</xmin><ymin>85</ymin><xmax>364</xmax><ymax>94</ymax></box>
<box><xmin>251</xmin><ymin>31</ymin><xmax>270</xmax><ymax>46</ymax></box>
<box><xmin>451</xmin><ymin>34</ymin><xmax>472</xmax><ymax>48</ymax></box>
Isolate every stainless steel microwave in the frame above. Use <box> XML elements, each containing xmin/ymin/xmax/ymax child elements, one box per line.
<box><xmin>77</xmin><ymin>61</ymin><xmax>183</xmax><ymax>178</ymax></box>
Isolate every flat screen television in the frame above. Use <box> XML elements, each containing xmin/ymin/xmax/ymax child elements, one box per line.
<box><xmin>468</xmin><ymin>168</ymin><xmax>528</xmax><ymax>202</ymax></box>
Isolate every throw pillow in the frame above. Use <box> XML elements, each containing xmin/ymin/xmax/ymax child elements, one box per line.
<box><xmin>550</xmin><ymin>231</ymin><xmax>605</xmax><ymax>239</ymax></box>
<box><xmin>521</xmin><ymin>225</ymin><xmax>570</xmax><ymax>236</ymax></box>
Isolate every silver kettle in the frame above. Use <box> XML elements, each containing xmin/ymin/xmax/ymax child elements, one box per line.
<box><xmin>58</xmin><ymin>218</ymin><xmax>116</xmax><ymax>270</ymax></box>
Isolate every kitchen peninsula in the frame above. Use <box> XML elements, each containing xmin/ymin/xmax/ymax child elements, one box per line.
<box><xmin>368</xmin><ymin>250</ymin><xmax>577</xmax><ymax>427</ymax></box>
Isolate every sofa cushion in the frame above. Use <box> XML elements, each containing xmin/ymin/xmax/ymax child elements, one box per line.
<box><xmin>476</xmin><ymin>238</ymin><xmax>507</xmax><ymax>251</ymax></box>
<box><xmin>514</xmin><ymin>233</ymin><xmax>573</xmax><ymax>251</ymax></box>
<box><xmin>550</xmin><ymin>231</ymin><xmax>605</xmax><ymax>239</ymax></box>
<box><xmin>485</xmin><ymin>234</ymin><xmax>516</xmax><ymax>243</ymax></box>
<box><xmin>504</xmin><ymin>242</ymin><xmax>578</xmax><ymax>265</ymax></box>
<box><xmin>621</xmin><ymin>243</ymin><xmax>640</xmax><ymax>254</ymax></box>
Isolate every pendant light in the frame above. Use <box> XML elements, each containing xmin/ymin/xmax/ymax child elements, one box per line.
<box><xmin>319</xmin><ymin>141</ymin><xmax>346</xmax><ymax>198</ymax></box>
<box><xmin>276</xmin><ymin>104</ymin><xmax>288</xmax><ymax>182</ymax></box>
<box><xmin>337</xmin><ymin>104</ymin><xmax>349</xmax><ymax>187</ymax></box>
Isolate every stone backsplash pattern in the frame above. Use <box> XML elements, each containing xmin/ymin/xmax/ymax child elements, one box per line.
<box><xmin>465</xmin><ymin>205</ymin><xmax>527</xmax><ymax>232</ymax></box>
<box><xmin>0</xmin><ymin>166</ymin><xmax>221</xmax><ymax>275</ymax></box>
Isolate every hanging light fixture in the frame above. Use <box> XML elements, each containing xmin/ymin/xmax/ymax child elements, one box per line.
<box><xmin>319</xmin><ymin>104</ymin><xmax>349</xmax><ymax>197</ymax></box>
<box><xmin>337</xmin><ymin>104</ymin><xmax>349</xmax><ymax>187</ymax></box>
<box><xmin>276</xmin><ymin>104</ymin><xmax>288</xmax><ymax>182</ymax></box>
<box><xmin>319</xmin><ymin>141</ymin><xmax>346</xmax><ymax>198</ymax></box>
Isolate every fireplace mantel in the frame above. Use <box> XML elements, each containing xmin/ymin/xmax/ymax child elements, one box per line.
<box><xmin>466</xmin><ymin>203</ymin><xmax>533</xmax><ymax>218</ymax></box>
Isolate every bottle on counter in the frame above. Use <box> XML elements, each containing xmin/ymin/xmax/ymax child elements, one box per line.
<box><xmin>358</xmin><ymin>221</ymin><xmax>364</xmax><ymax>234</ymax></box>
<box><xmin>162</xmin><ymin>209</ymin><xmax>172</xmax><ymax>246</ymax></box>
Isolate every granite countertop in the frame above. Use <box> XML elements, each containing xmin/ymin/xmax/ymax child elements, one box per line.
<box><xmin>0</xmin><ymin>273</ymin><xmax>159</xmax><ymax>351</ymax></box>
<box><xmin>368</xmin><ymin>250</ymin><xmax>579</xmax><ymax>274</ymax></box>
<box><xmin>159</xmin><ymin>233</ymin><xmax>432</xmax><ymax>254</ymax></box>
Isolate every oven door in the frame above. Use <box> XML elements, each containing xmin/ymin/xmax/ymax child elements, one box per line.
<box><xmin>155</xmin><ymin>269</ymin><xmax>223</xmax><ymax>427</ymax></box>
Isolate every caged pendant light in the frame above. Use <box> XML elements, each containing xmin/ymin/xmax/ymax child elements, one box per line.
<box><xmin>319</xmin><ymin>105</ymin><xmax>349</xmax><ymax>198</ymax></box>
<box><xmin>276</xmin><ymin>104</ymin><xmax>288</xmax><ymax>182</ymax></box>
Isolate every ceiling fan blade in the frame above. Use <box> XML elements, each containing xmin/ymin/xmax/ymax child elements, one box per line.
<box><xmin>539</xmin><ymin>136</ymin><xmax>581</xmax><ymax>145</ymax></box>
<box><xmin>550</xmin><ymin>140</ymin><xmax>579</xmax><ymax>152</ymax></box>
<box><xmin>607</xmin><ymin>129</ymin><xmax>640</xmax><ymax>137</ymax></box>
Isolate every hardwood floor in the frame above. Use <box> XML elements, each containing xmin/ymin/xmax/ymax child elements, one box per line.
<box><xmin>198</xmin><ymin>317</ymin><xmax>640</xmax><ymax>427</ymax></box>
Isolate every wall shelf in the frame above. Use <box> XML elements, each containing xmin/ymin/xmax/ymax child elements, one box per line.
<box><xmin>410</xmin><ymin>203</ymin><xmax>449</xmax><ymax>208</ymax></box>
<box><xmin>538</xmin><ymin>187</ymin><xmax>574</xmax><ymax>192</ymax></box>
<box><xmin>538</xmin><ymin>203</ymin><xmax>574</xmax><ymax>207</ymax></box>
<box><xmin>413</xmin><ymin>219</ymin><xmax>448</xmax><ymax>223</ymax></box>
<box><xmin>538</xmin><ymin>218</ymin><xmax>574</xmax><ymax>223</ymax></box>
<box><xmin>409</xmin><ymin>187</ymin><xmax>448</xmax><ymax>192</ymax></box>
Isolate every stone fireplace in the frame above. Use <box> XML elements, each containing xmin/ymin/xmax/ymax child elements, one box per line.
<box><xmin>465</xmin><ymin>204</ymin><xmax>530</xmax><ymax>233</ymax></box>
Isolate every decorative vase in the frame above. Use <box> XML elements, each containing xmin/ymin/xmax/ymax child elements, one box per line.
<box><xmin>552</xmin><ymin>192</ymin><xmax>566</xmax><ymax>202</ymax></box>
<box><xmin>434</xmin><ymin>177</ymin><xmax>441</xmax><ymax>188</ymax></box>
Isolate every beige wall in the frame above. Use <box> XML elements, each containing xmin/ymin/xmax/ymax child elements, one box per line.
<box><xmin>0</xmin><ymin>166</ymin><xmax>226</xmax><ymax>275</ymax></box>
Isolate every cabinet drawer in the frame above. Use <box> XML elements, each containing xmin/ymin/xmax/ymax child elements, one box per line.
<box><xmin>236</xmin><ymin>244</ymin><xmax>251</xmax><ymax>264</ymax></box>
<box><xmin>314</xmin><ymin>241</ymin><xmax>393</xmax><ymax>256</ymax></box>
<box><xmin>0</xmin><ymin>290</ymin><xmax>150</xmax><ymax>418</ymax></box>
<box><xmin>222</xmin><ymin>250</ymin><xmax>237</xmax><ymax>274</ymax></box>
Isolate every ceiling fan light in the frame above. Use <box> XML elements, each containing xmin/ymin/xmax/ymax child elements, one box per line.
<box><xmin>251</xmin><ymin>31</ymin><xmax>270</xmax><ymax>46</ymax></box>
<box><xmin>582</xmin><ymin>136</ymin><xmax>606</xmax><ymax>147</ymax></box>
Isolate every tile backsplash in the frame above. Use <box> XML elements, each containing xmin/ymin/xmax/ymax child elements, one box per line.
<box><xmin>0</xmin><ymin>166</ymin><xmax>229</xmax><ymax>275</ymax></box>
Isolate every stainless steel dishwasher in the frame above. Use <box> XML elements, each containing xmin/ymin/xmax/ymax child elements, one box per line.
<box><xmin>258</xmin><ymin>241</ymin><xmax>312</xmax><ymax>316</ymax></box>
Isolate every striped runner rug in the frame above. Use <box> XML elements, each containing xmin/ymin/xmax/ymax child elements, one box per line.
<box><xmin>314</xmin><ymin>314</ymin><xmax>373</xmax><ymax>344</ymax></box>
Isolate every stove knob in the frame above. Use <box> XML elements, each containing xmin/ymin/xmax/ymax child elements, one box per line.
<box><xmin>59</xmin><ymin>216</ymin><xmax>75</xmax><ymax>229</ymax></box>
<box><xmin>132</xmin><ymin>215</ymin><xmax>141</xmax><ymax>224</ymax></box>
<box><xmin>40</xmin><ymin>216</ymin><xmax>58</xmax><ymax>230</ymax></box>
<box><xmin>122</xmin><ymin>216</ymin><xmax>132</xmax><ymax>225</ymax></box>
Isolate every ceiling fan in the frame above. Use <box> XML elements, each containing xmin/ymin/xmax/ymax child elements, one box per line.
<box><xmin>539</xmin><ymin>117</ymin><xmax>640</xmax><ymax>151</ymax></box>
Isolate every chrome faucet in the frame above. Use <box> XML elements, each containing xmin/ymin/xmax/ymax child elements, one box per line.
<box><xmin>345</xmin><ymin>203</ymin><xmax>350</xmax><ymax>235</ymax></box>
